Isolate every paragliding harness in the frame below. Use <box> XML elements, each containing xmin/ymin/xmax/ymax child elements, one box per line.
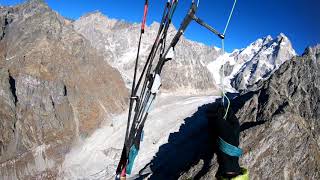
<box><xmin>115</xmin><ymin>0</ymin><xmax>237</xmax><ymax>179</ymax></box>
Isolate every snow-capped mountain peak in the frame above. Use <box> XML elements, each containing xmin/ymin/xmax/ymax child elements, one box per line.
<box><xmin>205</xmin><ymin>33</ymin><xmax>297</xmax><ymax>92</ymax></box>
<box><xmin>74</xmin><ymin>12</ymin><xmax>297</xmax><ymax>93</ymax></box>
<box><xmin>230</xmin><ymin>33</ymin><xmax>296</xmax><ymax>90</ymax></box>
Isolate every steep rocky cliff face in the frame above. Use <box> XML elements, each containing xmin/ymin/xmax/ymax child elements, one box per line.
<box><xmin>0</xmin><ymin>1</ymin><xmax>127</xmax><ymax>179</ymax></box>
<box><xmin>231</xmin><ymin>45</ymin><xmax>320</xmax><ymax>179</ymax></box>
<box><xmin>73</xmin><ymin>12</ymin><xmax>219</xmax><ymax>94</ymax></box>
<box><xmin>140</xmin><ymin>45</ymin><xmax>320</xmax><ymax>179</ymax></box>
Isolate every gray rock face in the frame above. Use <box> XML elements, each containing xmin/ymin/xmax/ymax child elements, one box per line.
<box><xmin>232</xmin><ymin>45</ymin><xmax>320</xmax><ymax>179</ymax></box>
<box><xmin>142</xmin><ymin>45</ymin><xmax>320</xmax><ymax>179</ymax></box>
<box><xmin>73</xmin><ymin>12</ymin><xmax>219</xmax><ymax>94</ymax></box>
<box><xmin>304</xmin><ymin>44</ymin><xmax>320</xmax><ymax>60</ymax></box>
<box><xmin>0</xmin><ymin>1</ymin><xmax>127</xmax><ymax>179</ymax></box>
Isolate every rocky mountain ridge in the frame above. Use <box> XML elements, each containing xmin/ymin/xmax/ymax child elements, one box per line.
<box><xmin>0</xmin><ymin>1</ymin><xmax>127</xmax><ymax>179</ymax></box>
<box><xmin>230</xmin><ymin>33</ymin><xmax>296</xmax><ymax>90</ymax></box>
<box><xmin>74</xmin><ymin>12</ymin><xmax>220</xmax><ymax>94</ymax></box>
<box><xmin>74</xmin><ymin>12</ymin><xmax>296</xmax><ymax>94</ymax></box>
<box><xmin>175</xmin><ymin>45</ymin><xmax>320</xmax><ymax>179</ymax></box>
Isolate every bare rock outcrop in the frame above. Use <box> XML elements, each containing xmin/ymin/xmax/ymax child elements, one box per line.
<box><xmin>231</xmin><ymin>45</ymin><xmax>320</xmax><ymax>179</ymax></box>
<box><xmin>213</xmin><ymin>45</ymin><xmax>319</xmax><ymax>179</ymax></box>
<box><xmin>0</xmin><ymin>0</ymin><xmax>127</xmax><ymax>178</ymax></box>
<box><xmin>141</xmin><ymin>45</ymin><xmax>320</xmax><ymax>179</ymax></box>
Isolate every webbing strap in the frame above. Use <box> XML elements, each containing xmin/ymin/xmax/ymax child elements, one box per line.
<box><xmin>218</xmin><ymin>137</ymin><xmax>243</xmax><ymax>157</ymax></box>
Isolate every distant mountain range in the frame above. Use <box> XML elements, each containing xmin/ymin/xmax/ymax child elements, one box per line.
<box><xmin>74</xmin><ymin>12</ymin><xmax>296</xmax><ymax>93</ymax></box>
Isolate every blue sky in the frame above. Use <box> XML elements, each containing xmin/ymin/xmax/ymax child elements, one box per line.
<box><xmin>1</xmin><ymin>0</ymin><xmax>320</xmax><ymax>54</ymax></box>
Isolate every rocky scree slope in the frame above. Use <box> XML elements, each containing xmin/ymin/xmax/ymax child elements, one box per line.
<box><xmin>73</xmin><ymin>12</ymin><xmax>219</xmax><ymax>94</ymax></box>
<box><xmin>0</xmin><ymin>1</ymin><xmax>127</xmax><ymax>179</ymax></box>
<box><xmin>144</xmin><ymin>45</ymin><xmax>320</xmax><ymax>179</ymax></box>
